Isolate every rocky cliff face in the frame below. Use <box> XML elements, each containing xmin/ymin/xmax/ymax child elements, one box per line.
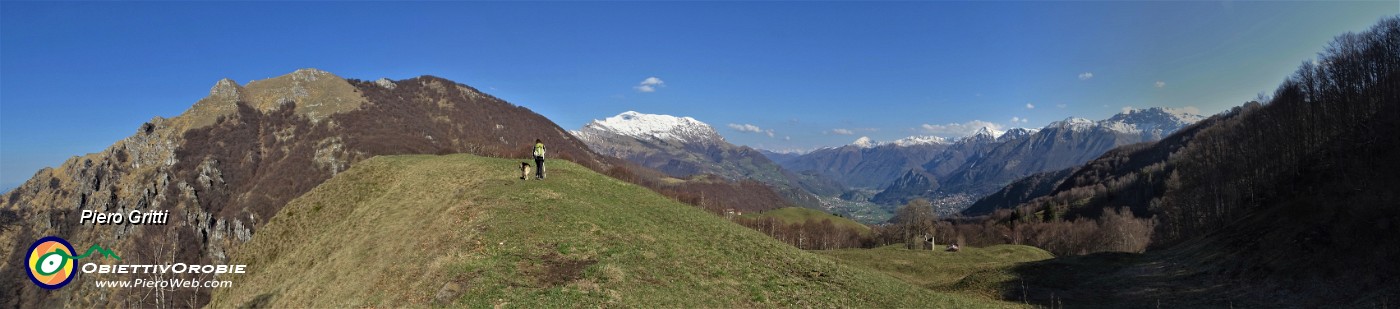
<box><xmin>0</xmin><ymin>69</ymin><xmax>615</xmax><ymax>308</ymax></box>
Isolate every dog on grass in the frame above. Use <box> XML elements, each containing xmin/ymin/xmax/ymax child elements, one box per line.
<box><xmin>520</xmin><ymin>162</ymin><xmax>533</xmax><ymax>180</ymax></box>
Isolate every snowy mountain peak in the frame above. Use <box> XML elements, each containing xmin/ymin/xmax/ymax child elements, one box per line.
<box><xmin>973</xmin><ymin>126</ymin><xmax>1006</xmax><ymax>139</ymax></box>
<box><xmin>951</xmin><ymin>126</ymin><xmax>1006</xmax><ymax>145</ymax></box>
<box><xmin>851</xmin><ymin>136</ymin><xmax>876</xmax><ymax>148</ymax></box>
<box><xmin>1101</xmin><ymin>107</ymin><xmax>1205</xmax><ymax>136</ymax></box>
<box><xmin>1049</xmin><ymin>117</ymin><xmax>1097</xmax><ymax>131</ymax></box>
<box><xmin>892</xmin><ymin>135</ymin><xmax>951</xmax><ymax>146</ymax></box>
<box><xmin>578</xmin><ymin>111</ymin><xmax>724</xmax><ymax>143</ymax></box>
<box><xmin>998</xmin><ymin>128</ymin><xmax>1039</xmax><ymax>142</ymax></box>
<box><xmin>1039</xmin><ymin>107</ymin><xmax>1203</xmax><ymax>138</ymax></box>
<box><xmin>1107</xmin><ymin>107</ymin><xmax>1204</xmax><ymax>126</ymax></box>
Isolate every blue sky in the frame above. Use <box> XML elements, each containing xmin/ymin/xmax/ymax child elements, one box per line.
<box><xmin>2</xmin><ymin>1</ymin><xmax>1396</xmax><ymax>190</ymax></box>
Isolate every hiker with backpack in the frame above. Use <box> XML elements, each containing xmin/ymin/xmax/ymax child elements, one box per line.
<box><xmin>533</xmin><ymin>139</ymin><xmax>546</xmax><ymax>180</ymax></box>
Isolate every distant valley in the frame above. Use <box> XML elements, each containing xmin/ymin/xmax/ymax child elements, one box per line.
<box><xmin>575</xmin><ymin>107</ymin><xmax>1203</xmax><ymax>221</ymax></box>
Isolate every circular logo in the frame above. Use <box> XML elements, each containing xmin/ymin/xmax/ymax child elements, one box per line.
<box><xmin>27</xmin><ymin>236</ymin><xmax>76</xmax><ymax>290</ymax></box>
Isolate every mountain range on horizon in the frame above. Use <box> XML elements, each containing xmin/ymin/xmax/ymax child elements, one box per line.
<box><xmin>571</xmin><ymin>107</ymin><xmax>1204</xmax><ymax>218</ymax></box>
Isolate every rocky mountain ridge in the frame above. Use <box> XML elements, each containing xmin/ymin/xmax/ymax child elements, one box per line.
<box><xmin>773</xmin><ymin>107</ymin><xmax>1203</xmax><ymax>215</ymax></box>
<box><xmin>0</xmin><ymin>69</ymin><xmax>617</xmax><ymax>308</ymax></box>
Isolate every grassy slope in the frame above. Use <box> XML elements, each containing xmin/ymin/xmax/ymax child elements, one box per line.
<box><xmin>817</xmin><ymin>245</ymin><xmax>1054</xmax><ymax>300</ymax></box>
<box><xmin>208</xmin><ymin>154</ymin><xmax>1021</xmax><ymax>308</ymax></box>
<box><xmin>742</xmin><ymin>207</ymin><xmax>872</xmax><ymax>235</ymax></box>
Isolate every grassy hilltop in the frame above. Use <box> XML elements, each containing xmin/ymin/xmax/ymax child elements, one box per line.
<box><xmin>208</xmin><ymin>154</ymin><xmax>1022</xmax><ymax>308</ymax></box>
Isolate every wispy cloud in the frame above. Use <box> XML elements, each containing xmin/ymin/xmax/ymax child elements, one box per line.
<box><xmin>828</xmin><ymin>128</ymin><xmax>855</xmax><ymax>135</ymax></box>
<box><xmin>634</xmin><ymin>76</ymin><xmax>665</xmax><ymax>92</ymax></box>
<box><xmin>1179</xmin><ymin>106</ymin><xmax>1201</xmax><ymax>115</ymax></box>
<box><xmin>1154</xmin><ymin>81</ymin><xmax>1166</xmax><ymax>88</ymax></box>
<box><xmin>1011</xmin><ymin>117</ymin><xmax>1029</xmax><ymax>124</ymax></box>
<box><xmin>727</xmin><ymin>123</ymin><xmax>763</xmax><ymax>133</ymax></box>
<box><xmin>1056</xmin><ymin>103</ymin><xmax>1067</xmax><ymax>109</ymax></box>
<box><xmin>919</xmin><ymin>120</ymin><xmax>1003</xmax><ymax>137</ymax></box>
<box><xmin>1078</xmin><ymin>72</ymin><xmax>1094</xmax><ymax>80</ymax></box>
<box><xmin>1025</xmin><ymin>103</ymin><xmax>1035</xmax><ymax>109</ymax></box>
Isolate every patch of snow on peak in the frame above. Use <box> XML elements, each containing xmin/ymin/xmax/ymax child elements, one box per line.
<box><xmin>1049</xmin><ymin>117</ymin><xmax>1097</xmax><ymax>131</ymax></box>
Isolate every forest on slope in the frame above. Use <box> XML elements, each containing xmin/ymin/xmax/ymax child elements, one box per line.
<box><xmin>944</xmin><ymin>16</ymin><xmax>1398</xmax><ymax>306</ymax></box>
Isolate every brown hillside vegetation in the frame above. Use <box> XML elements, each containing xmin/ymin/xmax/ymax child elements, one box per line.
<box><xmin>0</xmin><ymin>71</ymin><xmax>792</xmax><ymax>308</ymax></box>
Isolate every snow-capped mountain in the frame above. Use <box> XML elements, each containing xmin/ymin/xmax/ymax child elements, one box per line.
<box><xmin>1049</xmin><ymin>107</ymin><xmax>1202</xmax><ymax>137</ymax></box>
<box><xmin>872</xmin><ymin>107</ymin><xmax>1204</xmax><ymax>212</ymax></box>
<box><xmin>851</xmin><ymin>136</ymin><xmax>876</xmax><ymax>148</ymax></box>
<box><xmin>1101</xmin><ymin>107</ymin><xmax>1205</xmax><ymax>139</ymax></box>
<box><xmin>1047</xmin><ymin>117</ymin><xmax>1097</xmax><ymax>131</ymax></box>
<box><xmin>835</xmin><ymin>135</ymin><xmax>955</xmax><ymax>149</ymax></box>
<box><xmin>572</xmin><ymin>111</ymin><xmax>725</xmax><ymax>145</ymax></box>
<box><xmin>998</xmin><ymin>128</ymin><xmax>1039</xmax><ymax>142</ymax></box>
<box><xmin>963</xmin><ymin>127</ymin><xmax>1005</xmax><ymax>144</ymax></box>
<box><xmin>892</xmin><ymin>135</ymin><xmax>952</xmax><ymax>147</ymax></box>
<box><xmin>573</xmin><ymin>111</ymin><xmax>843</xmax><ymax>209</ymax></box>
<box><xmin>760</xmin><ymin>107</ymin><xmax>1207</xmax><ymax>214</ymax></box>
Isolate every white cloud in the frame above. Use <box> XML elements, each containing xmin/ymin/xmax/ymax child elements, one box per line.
<box><xmin>765</xmin><ymin>129</ymin><xmax>775</xmax><ymax>138</ymax></box>
<box><xmin>1026</xmin><ymin>103</ymin><xmax>1035</xmax><ymax>109</ymax></box>
<box><xmin>1154</xmin><ymin>81</ymin><xmax>1166</xmax><ymax>88</ymax></box>
<box><xmin>727</xmin><ymin>123</ymin><xmax>763</xmax><ymax>133</ymax></box>
<box><xmin>634</xmin><ymin>76</ymin><xmax>665</xmax><ymax>92</ymax></box>
<box><xmin>1011</xmin><ymin>117</ymin><xmax>1029</xmax><ymax>124</ymax></box>
<box><xmin>1078</xmin><ymin>72</ymin><xmax>1094</xmax><ymax>80</ymax></box>
<box><xmin>784</xmin><ymin>136</ymin><xmax>791</xmax><ymax>141</ymax></box>
<box><xmin>828</xmin><ymin>128</ymin><xmax>855</xmax><ymax>135</ymax></box>
<box><xmin>1056</xmin><ymin>103</ymin><xmax>1067</xmax><ymax>109</ymax></box>
<box><xmin>1181</xmin><ymin>106</ymin><xmax>1201</xmax><ymax>115</ymax></box>
<box><xmin>919</xmin><ymin>120</ymin><xmax>1004</xmax><ymax>137</ymax></box>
